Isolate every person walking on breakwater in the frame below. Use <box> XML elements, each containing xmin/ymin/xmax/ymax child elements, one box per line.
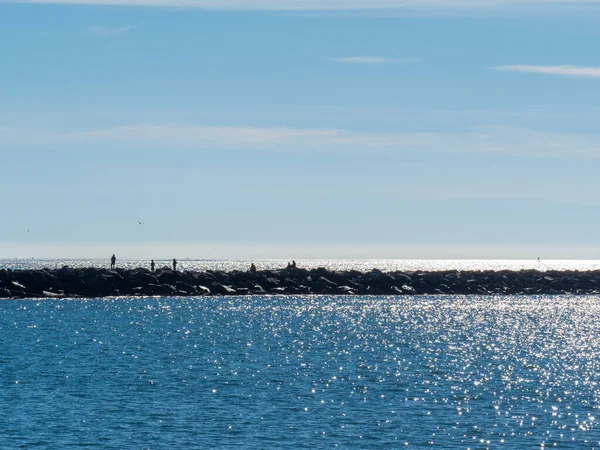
<box><xmin>110</xmin><ymin>254</ymin><xmax>116</xmax><ymax>269</ymax></box>
<box><xmin>172</xmin><ymin>259</ymin><xmax>177</xmax><ymax>271</ymax></box>
<box><xmin>151</xmin><ymin>260</ymin><xmax>155</xmax><ymax>271</ymax></box>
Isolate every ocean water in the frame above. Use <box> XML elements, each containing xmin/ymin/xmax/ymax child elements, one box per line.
<box><xmin>4</xmin><ymin>258</ymin><xmax>600</xmax><ymax>272</ymax></box>
<box><xmin>1</xmin><ymin>295</ymin><xmax>599</xmax><ymax>449</ymax></box>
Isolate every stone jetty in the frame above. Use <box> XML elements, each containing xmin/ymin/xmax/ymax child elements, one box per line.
<box><xmin>2</xmin><ymin>266</ymin><xmax>600</xmax><ymax>299</ymax></box>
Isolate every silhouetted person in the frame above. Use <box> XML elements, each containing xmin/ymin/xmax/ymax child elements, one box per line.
<box><xmin>151</xmin><ymin>260</ymin><xmax>155</xmax><ymax>271</ymax></box>
<box><xmin>291</xmin><ymin>260</ymin><xmax>297</xmax><ymax>269</ymax></box>
<box><xmin>286</xmin><ymin>262</ymin><xmax>292</xmax><ymax>269</ymax></box>
<box><xmin>172</xmin><ymin>259</ymin><xmax>177</xmax><ymax>271</ymax></box>
<box><xmin>110</xmin><ymin>254</ymin><xmax>116</xmax><ymax>269</ymax></box>
<box><xmin>250</xmin><ymin>263</ymin><xmax>257</xmax><ymax>273</ymax></box>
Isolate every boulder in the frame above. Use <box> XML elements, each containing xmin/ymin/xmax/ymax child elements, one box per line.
<box><xmin>128</xmin><ymin>271</ymin><xmax>159</xmax><ymax>286</ymax></box>
<box><xmin>86</xmin><ymin>274</ymin><xmax>115</xmax><ymax>294</ymax></box>
<box><xmin>156</xmin><ymin>270</ymin><xmax>180</xmax><ymax>285</ymax></box>
<box><xmin>393</xmin><ymin>272</ymin><xmax>412</xmax><ymax>284</ymax></box>
<box><xmin>146</xmin><ymin>284</ymin><xmax>177</xmax><ymax>296</ymax></box>
<box><xmin>175</xmin><ymin>282</ymin><xmax>197</xmax><ymax>295</ymax></box>
<box><xmin>3</xmin><ymin>267</ymin><xmax>600</xmax><ymax>297</ymax></box>
<box><xmin>211</xmin><ymin>284</ymin><xmax>237</xmax><ymax>296</ymax></box>
<box><xmin>260</xmin><ymin>277</ymin><xmax>281</xmax><ymax>289</ymax></box>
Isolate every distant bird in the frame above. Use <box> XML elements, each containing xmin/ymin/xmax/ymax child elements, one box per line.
<box><xmin>137</xmin><ymin>221</ymin><xmax>144</xmax><ymax>225</ymax></box>
<box><xmin>27</xmin><ymin>230</ymin><xmax>30</xmax><ymax>233</ymax></box>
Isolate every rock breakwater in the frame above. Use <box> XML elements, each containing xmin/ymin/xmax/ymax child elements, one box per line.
<box><xmin>2</xmin><ymin>267</ymin><xmax>600</xmax><ymax>299</ymax></box>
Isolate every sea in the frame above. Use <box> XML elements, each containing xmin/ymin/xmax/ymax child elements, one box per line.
<box><xmin>4</xmin><ymin>258</ymin><xmax>600</xmax><ymax>272</ymax></box>
<box><xmin>1</xmin><ymin>260</ymin><xmax>600</xmax><ymax>449</ymax></box>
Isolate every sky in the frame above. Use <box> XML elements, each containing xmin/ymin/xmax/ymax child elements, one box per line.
<box><xmin>2</xmin><ymin>0</ymin><xmax>600</xmax><ymax>259</ymax></box>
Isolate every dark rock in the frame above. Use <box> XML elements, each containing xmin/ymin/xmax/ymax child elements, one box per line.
<box><xmin>129</xmin><ymin>271</ymin><xmax>159</xmax><ymax>285</ymax></box>
<box><xmin>296</xmin><ymin>285</ymin><xmax>312</xmax><ymax>294</ymax></box>
<box><xmin>211</xmin><ymin>284</ymin><xmax>237</xmax><ymax>296</ymax></box>
<box><xmin>86</xmin><ymin>274</ymin><xmax>115</xmax><ymax>295</ymax></box>
<box><xmin>251</xmin><ymin>284</ymin><xmax>266</xmax><ymax>294</ymax></box>
<box><xmin>318</xmin><ymin>277</ymin><xmax>338</xmax><ymax>287</ymax></box>
<box><xmin>393</xmin><ymin>272</ymin><xmax>412</xmax><ymax>284</ymax></box>
<box><xmin>175</xmin><ymin>282</ymin><xmax>197</xmax><ymax>295</ymax></box>
<box><xmin>313</xmin><ymin>276</ymin><xmax>338</xmax><ymax>293</ymax></box>
<box><xmin>146</xmin><ymin>284</ymin><xmax>177</xmax><ymax>296</ymax></box>
<box><xmin>2</xmin><ymin>267</ymin><xmax>600</xmax><ymax>298</ymax></box>
<box><xmin>261</xmin><ymin>277</ymin><xmax>281</xmax><ymax>289</ymax></box>
<box><xmin>156</xmin><ymin>270</ymin><xmax>179</xmax><ymax>285</ymax></box>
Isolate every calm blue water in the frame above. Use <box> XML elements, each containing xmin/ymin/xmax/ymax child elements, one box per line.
<box><xmin>1</xmin><ymin>295</ymin><xmax>599</xmax><ymax>449</ymax></box>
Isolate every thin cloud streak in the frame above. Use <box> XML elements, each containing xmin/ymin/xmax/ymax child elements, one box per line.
<box><xmin>3</xmin><ymin>123</ymin><xmax>600</xmax><ymax>159</ymax></box>
<box><xmin>58</xmin><ymin>124</ymin><xmax>343</xmax><ymax>145</ymax></box>
<box><xmin>7</xmin><ymin>0</ymin><xmax>600</xmax><ymax>12</ymax></box>
<box><xmin>86</xmin><ymin>24</ymin><xmax>132</xmax><ymax>37</ymax></box>
<box><xmin>330</xmin><ymin>56</ymin><xmax>419</xmax><ymax>64</ymax></box>
<box><xmin>491</xmin><ymin>64</ymin><xmax>600</xmax><ymax>78</ymax></box>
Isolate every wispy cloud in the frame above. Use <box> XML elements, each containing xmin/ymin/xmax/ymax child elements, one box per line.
<box><xmin>4</xmin><ymin>123</ymin><xmax>600</xmax><ymax>159</ymax></box>
<box><xmin>491</xmin><ymin>65</ymin><xmax>600</xmax><ymax>78</ymax></box>
<box><xmin>330</xmin><ymin>56</ymin><xmax>418</xmax><ymax>64</ymax></box>
<box><xmin>7</xmin><ymin>0</ymin><xmax>600</xmax><ymax>13</ymax></box>
<box><xmin>86</xmin><ymin>24</ymin><xmax>131</xmax><ymax>37</ymax></box>
<box><xmin>58</xmin><ymin>124</ymin><xmax>342</xmax><ymax>145</ymax></box>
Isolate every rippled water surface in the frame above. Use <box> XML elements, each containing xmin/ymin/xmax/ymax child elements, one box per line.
<box><xmin>1</xmin><ymin>295</ymin><xmax>600</xmax><ymax>449</ymax></box>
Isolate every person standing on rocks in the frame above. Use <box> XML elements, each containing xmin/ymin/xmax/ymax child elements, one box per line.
<box><xmin>250</xmin><ymin>263</ymin><xmax>257</xmax><ymax>273</ymax></box>
<box><xmin>151</xmin><ymin>260</ymin><xmax>155</xmax><ymax>271</ymax></box>
<box><xmin>110</xmin><ymin>254</ymin><xmax>116</xmax><ymax>269</ymax></box>
<box><xmin>172</xmin><ymin>259</ymin><xmax>177</xmax><ymax>271</ymax></box>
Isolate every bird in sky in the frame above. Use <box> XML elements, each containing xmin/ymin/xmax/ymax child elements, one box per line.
<box><xmin>137</xmin><ymin>221</ymin><xmax>144</xmax><ymax>225</ymax></box>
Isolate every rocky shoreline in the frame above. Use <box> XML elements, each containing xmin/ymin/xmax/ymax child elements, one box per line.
<box><xmin>2</xmin><ymin>266</ymin><xmax>600</xmax><ymax>299</ymax></box>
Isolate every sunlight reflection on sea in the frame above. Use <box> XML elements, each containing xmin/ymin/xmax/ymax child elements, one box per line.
<box><xmin>4</xmin><ymin>259</ymin><xmax>600</xmax><ymax>272</ymax></box>
<box><xmin>1</xmin><ymin>295</ymin><xmax>599</xmax><ymax>448</ymax></box>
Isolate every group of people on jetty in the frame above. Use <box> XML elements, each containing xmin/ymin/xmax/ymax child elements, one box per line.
<box><xmin>111</xmin><ymin>254</ymin><xmax>177</xmax><ymax>272</ymax></box>
<box><xmin>110</xmin><ymin>255</ymin><xmax>297</xmax><ymax>273</ymax></box>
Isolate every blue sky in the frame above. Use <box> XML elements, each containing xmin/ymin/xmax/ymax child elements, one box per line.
<box><xmin>2</xmin><ymin>0</ymin><xmax>600</xmax><ymax>259</ymax></box>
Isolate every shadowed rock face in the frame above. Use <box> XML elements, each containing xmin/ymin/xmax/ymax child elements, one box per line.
<box><xmin>1</xmin><ymin>266</ymin><xmax>600</xmax><ymax>299</ymax></box>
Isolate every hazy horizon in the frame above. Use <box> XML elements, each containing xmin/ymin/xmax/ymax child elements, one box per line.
<box><xmin>3</xmin><ymin>242</ymin><xmax>600</xmax><ymax>260</ymax></box>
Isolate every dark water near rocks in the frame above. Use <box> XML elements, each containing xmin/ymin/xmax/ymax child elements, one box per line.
<box><xmin>1</xmin><ymin>295</ymin><xmax>599</xmax><ymax>449</ymax></box>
